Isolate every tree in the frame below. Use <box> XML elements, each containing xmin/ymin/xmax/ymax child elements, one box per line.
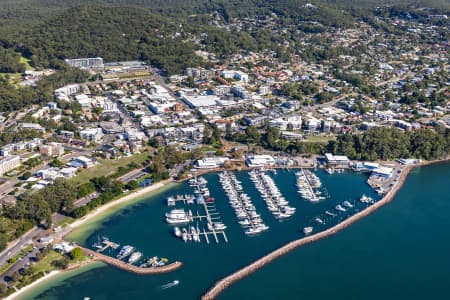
<box><xmin>21</xmin><ymin>171</ymin><xmax>32</xmax><ymax>180</ymax></box>
<box><xmin>0</xmin><ymin>283</ymin><xmax>7</xmax><ymax>294</ymax></box>
<box><xmin>51</xmin><ymin>257</ymin><xmax>69</xmax><ymax>269</ymax></box>
<box><xmin>69</xmin><ymin>247</ymin><xmax>84</xmax><ymax>260</ymax></box>
<box><xmin>10</xmin><ymin>271</ymin><xmax>21</xmax><ymax>282</ymax></box>
<box><xmin>50</xmin><ymin>158</ymin><xmax>64</xmax><ymax>168</ymax></box>
<box><xmin>125</xmin><ymin>180</ymin><xmax>139</xmax><ymax>190</ymax></box>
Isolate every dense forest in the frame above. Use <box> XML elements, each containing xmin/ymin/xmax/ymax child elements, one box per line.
<box><xmin>328</xmin><ymin>127</ymin><xmax>450</xmax><ymax>161</ymax></box>
<box><xmin>0</xmin><ymin>0</ymin><xmax>448</xmax><ymax>75</ymax></box>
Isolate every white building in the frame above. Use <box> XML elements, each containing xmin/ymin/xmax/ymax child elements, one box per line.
<box><xmin>0</xmin><ymin>155</ymin><xmax>21</xmax><ymax>176</ymax></box>
<box><xmin>231</xmin><ymin>85</ymin><xmax>248</xmax><ymax>99</ymax></box>
<box><xmin>245</xmin><ymin>155</ymin><xmax>276</xmax><ymax>168</ymax></box>
<box><xmin>80</xmin><ymin>128</ymin><xmax>103</xmax><ymax>143</ymax></box>
<box><xmin>194</xmin><ymin>157</ymin><xmax>229</xmax><ymax>169</ymax></box>
<box><xmin>40</xmin><ymin>142</ymin><xmax>65</xmax><ymax>157</ymax></box>
<box><xmin>65</xmin><ymin>57</ymin><xmax>104</xmax><ymax>69</ymax></box>
<box><xmin>71</xmin><ymin>156</ymin><xmax>94</xmax><ymax>168</ymax></box>
<box><xmin>259</xmin><ymin>85</ymin><xmax>270</xmax><ymax>95</ymax></box>
<box><xmin>214</xmin><ymin>85</ymin><xmax>231</xmax><ymax>96</ymax></box>
<box><xmin>372</xmin><ymin>167</ymin><xmax>393</xmax><ymax>178</ymax></box>
<box><xmin>324</xmin><ymin>153</ymin><xmax>350</xmax><ymax>167</ymax></box>
<box><xmin>101</xmin><ymin>100</ymin><xmax>118</xmax><ymax>113</ymax></box>
<box><xmin>182</xmin><ymin>95</ymin><xmax>219</xmax><ymax>108</ymax></box>
<box><xmin>54</xmin><ymin>84</ymin><xmax>81</xmax><ymax>97</ymax></box>
<box><xmin>37</xmin><ymin>168</ymin><xmax>62</xmax><ymax>181</ymax></box>
<box><xmin>269</xmin><ymin>116</ymin><xmax>302</xmax><ymax>131</ymax></box>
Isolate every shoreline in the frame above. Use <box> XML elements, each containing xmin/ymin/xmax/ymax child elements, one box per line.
<box><xmin>4</xmin><ymin>179</ymin><xmax>175</xmax><ymax>300</ymax></box>
<box><xmin>201</xmin><ymin>159</ymin><xmax>449</xmax><ymax>299</ymax></box>
<box><xmin>68</xmin><ymin>178</ymin><xmax>174</xmax><ymax>231</ymax></box>
<box><xmin>6</xmin><ymin>260</ymin><xmax>105</xmax><ymax>300</ymax></box>
<box><xmin>4</xmin><ymin>270</ymin><xmax>61</xmax><ymax>300</ymax></box>
<box><xmin>9</xmin><ymin>158</ymin><xmax>449</xmax><ymax>299</ymax></box>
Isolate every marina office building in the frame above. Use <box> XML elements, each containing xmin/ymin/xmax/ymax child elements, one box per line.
<box><xmin>324</xmin><ymin>153</ymin><xmax>350</xmax><ymax>168</ymax></box>
<box><xmin>245</xmin><ymin>155</ymin><xmax>276</xmax><ymax>168</ymax></box>
<box><xmin>194</xmin><ymin>157</ymin><xmax>230</xmax><ymax>169</ymax></box>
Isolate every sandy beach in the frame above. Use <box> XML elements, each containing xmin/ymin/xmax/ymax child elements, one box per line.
<box><xmin>68</xmin><ymin>178</ymin><xmax>173</xmax><ymax>231</ymax></box>
<box><xmin>4</xmin><ymin>270</ymin><xmax>61</xmax><ymax>300</ymax></box>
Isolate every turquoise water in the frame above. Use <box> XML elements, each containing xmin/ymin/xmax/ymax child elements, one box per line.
<box><xmin>22</xmin><ymin>165</ymin><xmax>450</xmax><ymax>300</ymax></box>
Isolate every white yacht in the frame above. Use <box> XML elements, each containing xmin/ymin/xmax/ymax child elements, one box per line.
<box><xmin>173</xmin><ymin>227</ymin><xmax>182</xmax><ymax>237</ymax></box>
<box><xmin>165</xmin><ymin>209</ymin><xmax>190</xmax><ymax>224</ymax></box>
<box><xmin>128</xmin><ymin>251</ymin><xmax>142</xmax><ymax>264</ymax></box>
<box><xmin>303</xmin><ymin>226</ymin><xmax>313</xmax><ymax>235</ymax></box>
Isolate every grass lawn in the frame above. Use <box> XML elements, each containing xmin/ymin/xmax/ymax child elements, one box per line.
<box><xmin>69</xmin><ymin>153</ymin><xmax>149</xmax><ymax>185</ymax></box>
<box><xmin>304</xmin><ymin>135</ymin><xmax>335</xmax><ymax>143</ymax></box>
<box><xmin>31</xmin><ymin>251</ymin><xmax>63</xmax><ymax>274</ymax></box>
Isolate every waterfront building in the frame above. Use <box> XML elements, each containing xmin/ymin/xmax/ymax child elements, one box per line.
<box><xmin>0</xmin><ymin>155</ymin><xmax>21</xmax><ymax>176</ymax></box>
<box><xmin>194</xmin><ymin>157</ymin><xmax>229</xmax><ymax>169</ymax></box>
<box><xmin>245</xmin><ymin>155</ymin><xmax>276</xmax><ymax>168</ymax></box>
<box><xmin>324</xmin><ymin>153</ymin><xmax>350</xmax><ymax>167</ymax></box>
<box><xmin>372</xmin><ymin>167</ymin><xmax>393</xmax><ymax>178</ymax></box>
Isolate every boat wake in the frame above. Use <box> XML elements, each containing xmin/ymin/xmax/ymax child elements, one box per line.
<box><xmin>160</xmin><ymin>280</ymin><xmax>180</xmax><ymax>290</ymax></box>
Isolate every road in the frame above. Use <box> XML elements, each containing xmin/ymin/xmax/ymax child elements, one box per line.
<box><xmin>0</xmin><ymin>161</ymin><xmax>154</xmax><ymax>285</ymax></box>
<box><xmin>118</xmin><ymin>169</ymin><xmax>146</xmax><ymax>183</ymax></box>
<box><xmin>0</xmin><ymin>147</ymin><xmax>92</xmax><ymax>198</ymax></box>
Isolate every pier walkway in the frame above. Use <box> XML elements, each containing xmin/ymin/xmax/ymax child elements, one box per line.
<box><xmin>80</xmin><ymin>246</ymin><xmax>183</xmax><ymax>275</ymax></box>
<box><xmin>201</xmin><ymin>165</ymin><xmax>413</xmax><ymax>299</ymax></box>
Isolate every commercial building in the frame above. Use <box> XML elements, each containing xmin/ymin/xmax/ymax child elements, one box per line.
<box><xmin>40</xmin><ymin>142</ymin><xmax>65</xmax><ymax>157</ymax></box>
<box><xmin>0</xmin><ymin>155</ymin><xmax>21</xmax><ymax>176</ymax></box>
<box><xmin>182</xmin><ymin>95</ymin><xmax>219</xmax><ymax>108</ymax></box>
<box><xmin>324</xmin><ymin>153</ymin><xmax>350</xmax><ymax>167</ymax></box>
<box><xmin>18</xmin><ymin>123</ymin><xmax>46</xmax><ymax>133</ymax></box>
<box><xmin>80</xmin><ymin>128</ymin><xmax>104</xmax><ymax>143</ymax></box>
<box><xmin>65</xmin><ymin>57</ymin><xmax>104</xmax><ymax>69</ymax></box>
<box><xmin>54</xmin><ymin>84</ymin><xmax>81</xmax><ymax>97</ymax></box>
<box><xmin>372</xmin><ymin>166</ymin><xmax>393</xmax><ymax>178</ymax></box>
<box><xmin>194</xmin><ymin>157</ymin><xmax>229</xmax><ymax>169</ymax></box>
<box><xmin>269</xmin><ymin>116</ymin><xmax>302</xmax><ymax>131</ymax></box>
<box><xmin>245</xmin><ymin>155</ymin><xmax>276</xmax><ymax>168</ymax></box>
<box><xmin>70</xmin><ymin>156</ymin><xmax>94</xmax><ymax>168</ymax></box>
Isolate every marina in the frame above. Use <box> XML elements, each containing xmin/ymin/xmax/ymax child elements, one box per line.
<box><xmin>219</xmin><ymin>171</ymin><xmax>269</xmax><ymax>236</ymax></box>
<box><xmin>296</xmin><ymin>169</ymin><xmax>328</xmax><ymax>202</ymax></box>
<box><xmin>166</xmin><ymin>176</ymin><xmax>229</xmax><ymax>244</ymax></box>
<box><xmin>30</xmin><ymin>167</ymin><xmax>412</xmax><ymax>300</ymax></box>
<box><xmin>249</xmin><ymin>169</ymin><xmax>296</xmax><ymax>220</ymax></box>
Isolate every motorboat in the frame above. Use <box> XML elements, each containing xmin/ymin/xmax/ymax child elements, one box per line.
<box><xmin>165</xmin><ymin>209</ymin><xmax>190</xmax><ymax>224</ymax></box>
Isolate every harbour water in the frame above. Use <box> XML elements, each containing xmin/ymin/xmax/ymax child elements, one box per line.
<box><xmin>19</xmin><ymin>164</ymin><xmax>450</xmax><ymax>299</ymax></box>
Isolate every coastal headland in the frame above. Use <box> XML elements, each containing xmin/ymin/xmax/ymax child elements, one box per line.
<box><xmin>200</xmin><ymin>160</ymin><xmax>446</xmax><ymax>299</ymax></box>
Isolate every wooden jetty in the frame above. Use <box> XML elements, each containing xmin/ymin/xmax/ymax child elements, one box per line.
<box><xmin>97</xmin><ymin>240</ymin><xmax>120</xmax><ymax>253</ymax></box>
<box><xmin>81</xmin><ymin>246</ymin><xmax>183</xmax><ymax>275</ymax></box>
